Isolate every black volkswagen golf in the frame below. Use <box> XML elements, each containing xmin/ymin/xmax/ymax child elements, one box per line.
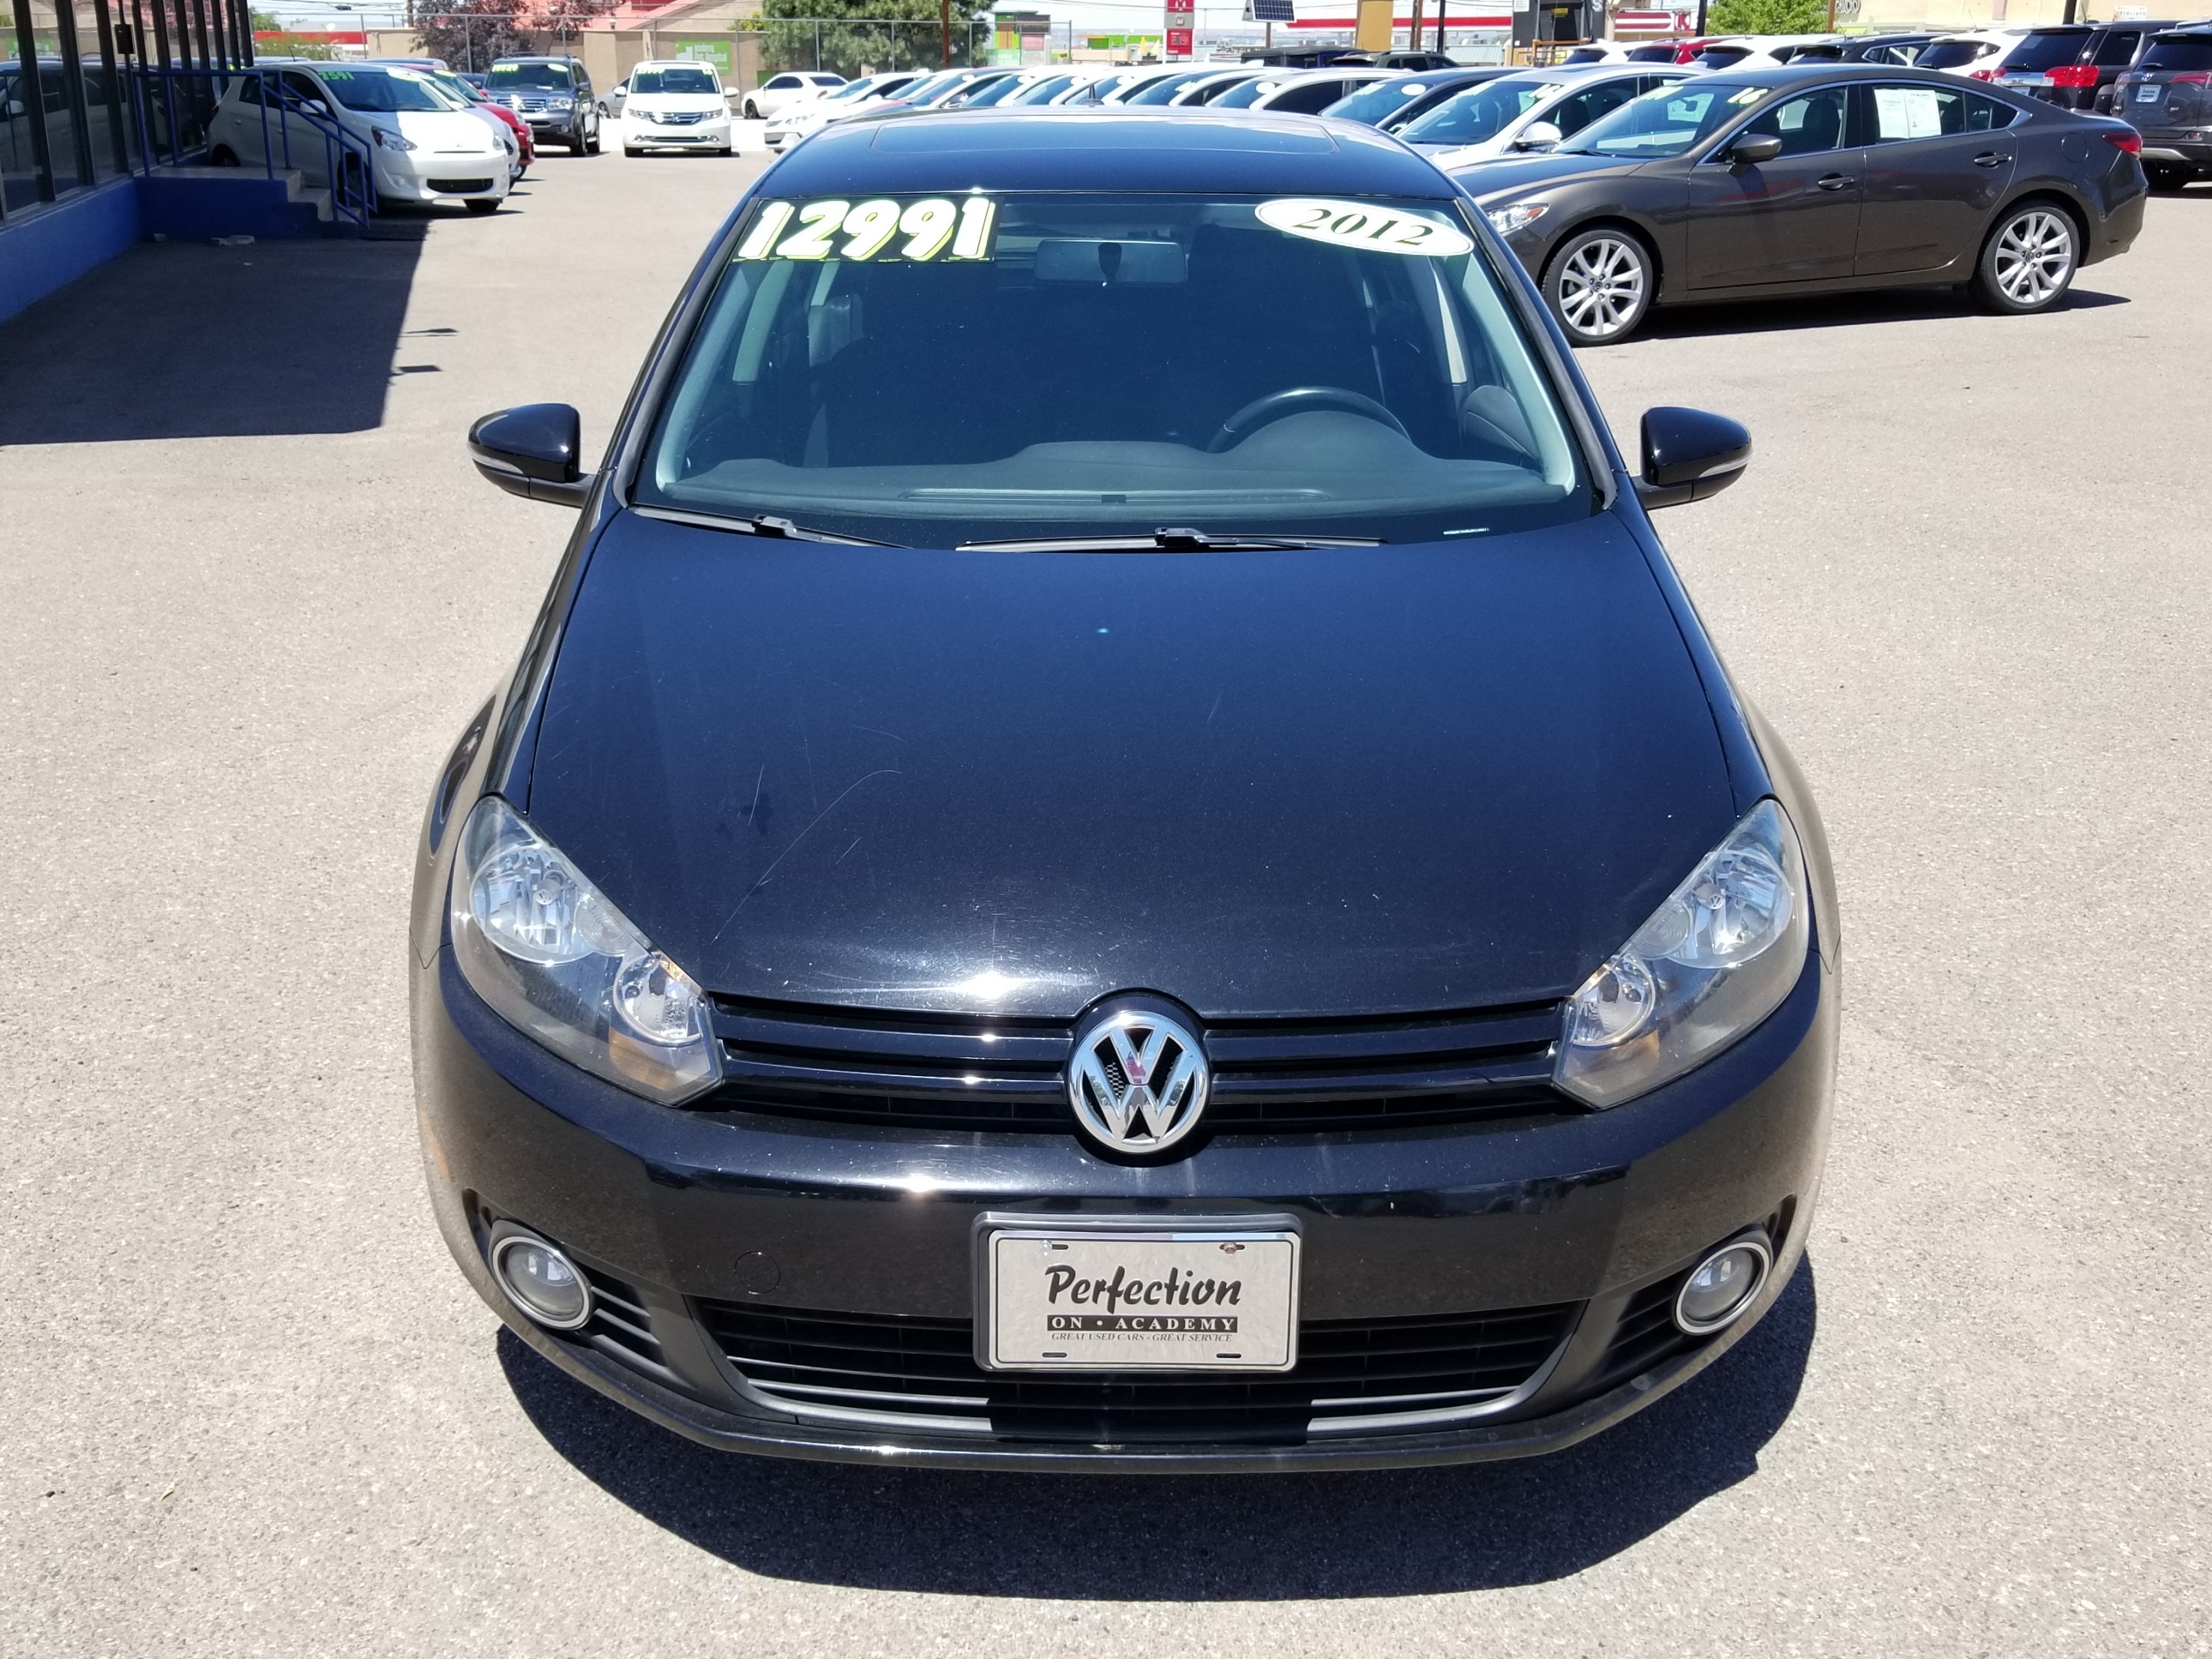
<box><xmin>412</xmin><ymin>109</ymin><xmax>1839</xmax><ymax>1471</ymax></box>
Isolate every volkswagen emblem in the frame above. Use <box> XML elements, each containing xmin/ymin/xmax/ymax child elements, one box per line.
<box><xmin>1066</xmin><ymin>1003</ymin><xmax>1210</xmax><ymax>1157</ymax></box>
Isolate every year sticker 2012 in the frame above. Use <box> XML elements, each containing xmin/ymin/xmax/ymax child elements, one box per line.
<box><xmin>737</xmin><ymin>197</ymin><xmax>998</xmax><ymax>263</ymax></box>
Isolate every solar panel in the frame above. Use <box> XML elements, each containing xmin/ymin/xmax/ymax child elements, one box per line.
<box><xmin>1245</xmin><ymin>0</ymin><xmax>1296</xmax><ymax>19</ymax></box>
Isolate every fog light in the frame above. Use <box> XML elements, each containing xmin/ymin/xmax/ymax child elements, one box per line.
<box><xmin>492</xmin><ymin>1233</ymin><xmax>592</xmax><ymax>1330</ymax></box>
<box><xmin>1674</xmin><ymin>1234</ymin><xmax>1772</xmax><ymax>1336</ymax></box>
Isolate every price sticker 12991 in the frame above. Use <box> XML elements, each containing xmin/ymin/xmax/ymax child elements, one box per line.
<box><xmin>736</xmin><ymin>196</ymin><xmax>999</xmax><ymax>263</ymax></box>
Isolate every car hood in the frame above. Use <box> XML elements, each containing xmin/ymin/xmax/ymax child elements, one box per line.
<box><xmin>522</xmin><ymin>509</ymin><xmax>1739</xmax><ymax>1021</ymax></box>
<box><xmin>1452</xmin><ymin>151</ymin><xmax>1651</xmax><ymax>202</ymax></box>
<box><xmin>392</xmin><ymin>109</ymin><xmax>505</xmax><ymax>151</ymax></box>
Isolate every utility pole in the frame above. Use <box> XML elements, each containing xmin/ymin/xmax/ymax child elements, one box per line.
<box><xmin>1409</xmin><ymin>0</ymin><xmax>1425</xmax><ymax>50</ymax></box>
<box><xmin>940</xmin><ymin>0</ymin><xmax>951</xmax><ymax>65</ymax></box>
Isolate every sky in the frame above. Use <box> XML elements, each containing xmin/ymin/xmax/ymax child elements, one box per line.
<box><xmin>257</xmin><ymin>2</ymin><xmax>1330</xmax><ymax>37</ymax></box>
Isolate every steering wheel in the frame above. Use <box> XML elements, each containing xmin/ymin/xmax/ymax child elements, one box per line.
<box><xmin>1206</xmin><ymin>387</ymin><xmax>1411</xmax><ymax>453</ymax></box>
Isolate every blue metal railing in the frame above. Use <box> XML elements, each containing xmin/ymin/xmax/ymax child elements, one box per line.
<box><xmin>127</xmin><ymin>65</ymin><xmax>377</xmax><ymax>231</ymax></box>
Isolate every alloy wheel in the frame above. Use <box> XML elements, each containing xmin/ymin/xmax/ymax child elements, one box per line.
<box><xmin>1992</xmin><ymin>210</ymin><xmax>2074</xmax><ymax>307</ymax></box>
<box><xmin>1555</xmin><ymin>236</ymin><xmax>1647</xmax><ymax>342</ymax></box>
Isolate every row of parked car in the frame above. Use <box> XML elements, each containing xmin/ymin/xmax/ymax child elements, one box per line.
<box><xmin>740</xmin><ymin>43</ymin><xmax>2166</xmax><ymax>349</ymax></box>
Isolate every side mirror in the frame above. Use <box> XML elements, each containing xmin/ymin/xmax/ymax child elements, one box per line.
<box><xmin>1727</xmin><ymin>132</ymin><xmax>1783</xmax><ymax>166</ymax></box>
<box><xmin>1515</xmin><ymin>119</ymin><xmax>1564</xmax><ymax>150</ymax></box>
<box><xmin>1637</xmin><ymin>406</ymin><xmax>1750</xmax><ymax>510</ymax></box>
<box><xmin>469</xmin><ymin>403</ymin><xmax>593</xmax><ymax>508</ymax></box>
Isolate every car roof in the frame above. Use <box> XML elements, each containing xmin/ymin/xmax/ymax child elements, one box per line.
<box><xmin>763</xmin><ymin>108</ymin><xmax>1460</xmax><ymax>198</ymax></box>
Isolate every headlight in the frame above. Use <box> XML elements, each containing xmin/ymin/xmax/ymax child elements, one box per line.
<box><xmin>1485</xmin><ymin>202</ymin><xmax>1548</xmax><ymax>237</ymax></box>
<box><xmin>1555</xmin><ymin>800</ymin><xmax>1810</xmax><ymax>1109</ymax></box>
<box><xmin>548</xmin><ymin>95</ymin><xmax>574</xmax><ymax>109</ymax></box>
<box><xmin>373</xmin><ymin>127</ymin><xmax>416</xmax><ymax>151</ymax></box>
<box><xmin>449</xmin><ymin>796</ymin><xmax>721</xmax><ymax>1106</ymax></box>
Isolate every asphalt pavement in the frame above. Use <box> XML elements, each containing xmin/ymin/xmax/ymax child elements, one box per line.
<box><xmin>2</xmin><ymin>141</ymin><xmax>2207</xmax><ymax>1657</ymax></box>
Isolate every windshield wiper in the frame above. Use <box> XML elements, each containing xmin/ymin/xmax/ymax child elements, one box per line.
<box><xmin>631</xmin><ymin>504</ymin><xmax>902</xmax><ymax>546</ymax></box>
<box><xmin>959</xmin><ymin>527</ymin><xmax>1383</xmax><ymax>552</ymax></box>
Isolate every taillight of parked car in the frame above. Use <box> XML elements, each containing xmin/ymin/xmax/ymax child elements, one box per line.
<box><xmin>2170</xmin><ymin>71</ymin><xmax>2212</xmax><ymax>84</ymax></box>
<box><xmin>2104</xmin><ymin>129</ymin><xmax>2144</xmax><ymax>153</ymax></box>
<box><xmin>2048</xmin><ymin>64</ymin><xmax>2100</xmax><ymax>88</ymax></box>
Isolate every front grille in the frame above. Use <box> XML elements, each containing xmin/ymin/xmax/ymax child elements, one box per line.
<box><xmin>699</xmin><ymin>1299</ymin><xmax>1578</xmax><ymax>1442</ymax></box>
<box><xmin>1588</xmin><ymin>1275</ymin><xmax>1692</xmax><ymax>1396</ymax></box>
<box><xmin>429</xmin><ymin>177</ymin><xmax>495</xmax><ymax>193</ymax></box>
<box><xmin>657</xmin><ymin>111</ymin><xmax>707</xmax><ymax>125</ymax></box>
<box><xmin>578</xmin><ymin>1264</ymin><xmax>680</xmax><ymax>1387</ymax></box>
<box><xmin>705</xmin><ymin>995</ymin><xmax>1570</xmax><ymax>1136</ymax></box>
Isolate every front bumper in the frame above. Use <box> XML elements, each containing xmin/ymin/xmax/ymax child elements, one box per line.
<box><xmin>375</xmin><ymin>152</ymin><xmax>508</xmax><ymax>202</ymax></box>
<box><xmin>413</xmin><ymin>939</ymin><xmax>1836</xmax><ymax>1471</ymax></box>
<box><xmin>624</xmin><ymin>118</ymin><xmax>733</xmax><ymax>149</ymax></box>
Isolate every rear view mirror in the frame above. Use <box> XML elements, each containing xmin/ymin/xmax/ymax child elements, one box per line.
<box><xmin>469</xmin><ymin>403</ymin><xmax>594</xmax><ymax>508</ymax></box>
<box><xmin>1515</xmin><ymin>120</ymin><xmax>1564</xmax><ymax>150</ymax></box>
<box><xmin>1636</xmin><ymin>406</ymin><xmax>1750</xmax><ymax>509</ymax></box>
<box><xmin>1728</xmin><ymin>132</ymin><xmax>1783</xmax><ymax>165</ymax></box>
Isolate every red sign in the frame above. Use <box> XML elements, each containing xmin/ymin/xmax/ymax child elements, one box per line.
<box><xmin>1167</xmin><ymin>25</ymin><xmax>1194</xmax><ymax>54</ymax></box>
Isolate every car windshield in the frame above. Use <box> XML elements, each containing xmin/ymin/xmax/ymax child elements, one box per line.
<box><xmin>1915</xmin><ymin>40</ymin><xmax>1994</xmax><ymax>68</ymax></box>
<box><xmin>1124</xmin><ymin>71</ymin><xmax>1208</xmax><ymax>104</ymax></box>
<box><xmin>1398</xmin><ymin>78</ymin><xmax>1565</xmax><ymax>145</ymax></box>
<box><xmin>488</xmin><ymin>62</ymin><xmax>574</xmax><ymax>91</ymax></box>
<box><xmin>633</xmin><ymin>68</ymin><xmax>719</xmax><ymax>94</ymax></box>
<box><xmin>2143</xmin><ymin>35</ymin><xmax>2212</xmax><ymax>70</ymax></box>
<box><xmin>1325</xmin><ymin>76</ymin><xmax>1438</xmax><ymax>123</ymax></box>
<box><xmin>958</xmin><ymin>75</ymin><xmax>1033</xmax><ymax>106</ymax></box>
<box><xmin>431</xmin><ymin>71</ymin><xmax>487</xmax><ymax>103</ymax></box>
<box><xmin>316</xmin><ymin>68</ymin><xmax>457</xmax><ymax>112</ymax></box>
<box><xmin>1211</xmin><ymin>78</ymin><xmax>1281</xmax><ymax>108</ymax></box>
<box><xmin>831</xmin><ymin>77</ymin><xmax>888</xmax><ymax>100</ymax></box>
<box><xmin>1560</xmin><ymin>81</ymin><xmax>1765</xmax><ymax>157</ymax></box>
<box><xmin>637</xmin><ymin>192</ymin><xmax>1585</xmax><ymax>548</ymax></box>
<box><xmin>1009</xmin><ymin>74</ymin><xmax>1078</xmax><ymax>103</ymax></box>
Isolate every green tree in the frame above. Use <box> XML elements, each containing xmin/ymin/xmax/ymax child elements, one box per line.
<box><xmin>760</xmin><ymin>0</ymin><xmax>992</xmax><ymax>78</ymax></box>
<box><xmin>1707</xmin><ymin>0</ymin><xmax>1829</xmax><ymax>34</ymax></box>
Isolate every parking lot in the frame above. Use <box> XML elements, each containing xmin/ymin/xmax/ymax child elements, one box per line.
<box><xmin>3</xmin><ymin>142</ymin><xmax>2209</xmax><ymax>1655</ymax></box>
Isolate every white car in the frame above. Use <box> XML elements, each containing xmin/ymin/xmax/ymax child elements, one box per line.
<box><xmin>207</xmin><ymin>61</ymin><xmax>511</xmax><ymax>213</ymax></box>
<box><xmin>1237</xmin><ymin>68</ymin><xmax>1404</xmax><ymax>114</ymax></box>
<box><xmin>620</xmin><ymin>59</ymin><xmax>733</xmax><ymax>156</ymax></box>
<box><xmin>1684</xmin><ymin>35</ymin><xmax>1843</xmax><ymax>71</ymax></box>
<box><xmin>1403</xmin><ymin>65</ymin><xmax>1690</xmax><ymax>167</ymax></box>
<box><xmin>1166</xmin><ymin>68</ymin><xmax>1268</xmax><ymax>104</ymax></box>
<box><xmin>740</xmin><ymin>70</ymin><xmax>846</xmax><ymax>121</ymax></box>
<box><xmin>1915</xmin><ymin>29</ymin><xmax>2033</xmax><ymax>78</ymax></box>
<box><xmin>763</xmin><ymin>71</ymin><xmax>922</xmax><ymax>149</ymax></box>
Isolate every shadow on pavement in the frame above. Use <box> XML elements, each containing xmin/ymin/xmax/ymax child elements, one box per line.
<box><xmin>0</xmin><ymin>233</ymin><xmax>425</xmax><ymax>445</ymax></box>
<box><xmin>501</xmin><ymin>1253</ymin><xmax>1818</xmax><ymax>1597</ymax></box>
<box><xmin>1637</xmin><ymin>285</ymin><xmax>2126</xmax><ymax>340</ymax></box>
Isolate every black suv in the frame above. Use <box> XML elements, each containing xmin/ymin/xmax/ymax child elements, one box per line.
<box><xmin>2117</xmin><ymin>27</ymin><xmax>2212</xmax><ymax>187</ymax></box>
<box><xmin>486</xmin><ymin>55</ymin><xmax>601</xmax><ymax>154</ymax></box>
<box><xmin>2007</xmin><ymin>18</ymin><xmax>2190</xmax><ymax>112</ymax></box>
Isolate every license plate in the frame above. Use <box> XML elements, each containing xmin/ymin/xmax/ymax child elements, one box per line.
<box><xmin>2137</xmin><ymin>84</ymin><xmax>2164</xmax><ymax>102</ymax></box>
<box><xmin>981</xmin><ymin>1224</ymin><xmax>1300</xmax><ymax>1371</ymax></box>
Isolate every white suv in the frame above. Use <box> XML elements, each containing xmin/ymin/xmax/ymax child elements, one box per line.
<box><xmin>1916</xmin><ymin>30</ymin><xmax>2033</xmax><ymax>78</ymax></box>
<box><xmin>620</xmin><ymin>59</ymin><xmax>733</xmax><ymax>156</ymax></box>
<box><xmin>742</xmin><ymin>71</ymin><xmax>846</xmax><ymax>121</ymax></box>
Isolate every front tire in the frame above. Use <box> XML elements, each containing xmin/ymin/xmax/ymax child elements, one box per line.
<box><xmin>743</xmin><ymin>100</ymin><xmax>760</xmax><ymax>119</ymax></box>
<box><xmin>1972</xmin><ymin>201</ymin><xmax>2078</xmax><ymax>315</ymax></box>
<box><xmin>585</xmin><ymin>118</ymin><xmax>601</xmax><ymax>155</ymax></box>
<box><xmin>1541</xmin><ymin>227</ymin><xmax>1654</xmax><ymax>346</ymax></box>
<box><xmin>624</xmin><ymin>144</ymin><xmax>643</xmax><ymax>158</ymax></box>
<box><xmin>210</xmin><ymin>144</ymin><xmax>239</xmax><ymax>166</ymax></box>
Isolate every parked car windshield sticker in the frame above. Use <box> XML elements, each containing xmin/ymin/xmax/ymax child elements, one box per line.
<box><xmin>1872</xmin><ymin>87</ymin><xmax>1946</xmax><ymax>140</ymax></box>
<box><xmin>1256</xmin><ymin>199</ymin><xmax>1475</xmax><ymax>257</ymax></box>
<box><xmin>737</xmin><ymin>196</ymin><xmax>998</xmax><ymax>262</ymax></box>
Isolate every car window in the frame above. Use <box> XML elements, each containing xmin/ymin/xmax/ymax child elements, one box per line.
<box><xmin>634</xmin><ymin>68</ymin><xmax>718</xmax><ymax>95</ymax></box>
<box><xmin>313</xmin><ymin>67</ymin><xmax>453</xmax><ymax>113</ymax></box>
<box><xmin>2141</xmin><ymin>35</ymin><xmax>2212</xmax><ymax>71</ymax></box>
<box><xmin>1561</xmin><ymin>81</ymin><xmax>1763</xmax><ymax>157</ymax></box>
<box><xmin>1915</xmin><ymin>39</ymin><xmax>1997</xmax><ymax>69</ymax></box>
<box><xmin>488</xmin><ymin>62</ymin><xmax>574</xmax><ymax>91</ymax></box>
<box><xmin>1736</xmin><ymin>86</ymin><xmax>1848</xmax><ymax>156</ymax></box>
<box><xmin>280</xmin><ymin>70</ymin><xmax>324</xmax><ymax>108</ymax></box>
<box><xmin>1548</xmin><ymin>79</ymin><xmax>1639</xmax><ymax>137</ymax></box>
<box><xmin>767</xmin><ymin>75</ymin><xmax>800</xmax><ymax>90</ymax></box>
<box><xmin>1212</xmin><ymin>78</ymin><xmax>1281</xmax><ymax>108</ymax></box>
<box><xmin>641</xmin><ymin>191</ymin><xmax>1586</xmax><ymax>548</ymax></box>
<box><xmin>1399</xmin><ymin>78</ymin><xmax>1566</xmax><ymax>145</ymax></box>
<box><xmin>2094</xmin><ymin>31</ymin><xmax>2142</xmax><ymax>67</ymax></box>
<box><xmin>2001</xmin><ymin>31</ymin><xmax>2091</xmax><ymax>71</ymax></box>
<box><xmin>1863</xmin><ymin>82</ymin><xmax>2015</xmax><ymax>141</ymax></box>
<box><xmin>233</xmin><ymin>74</ymin><xmax>263</xmax><ymax>106</ymax></box>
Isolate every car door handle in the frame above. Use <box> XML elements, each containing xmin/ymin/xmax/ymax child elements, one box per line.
<box><xmin>1816</xmin><ymin>173</ymin><xmax>1852</xmax><ymax>190</ymax></box>
<box><xmin>1973</xmin><ymin>152</ymin><xmax>2010</xmax><ymax>167</ymax></box>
